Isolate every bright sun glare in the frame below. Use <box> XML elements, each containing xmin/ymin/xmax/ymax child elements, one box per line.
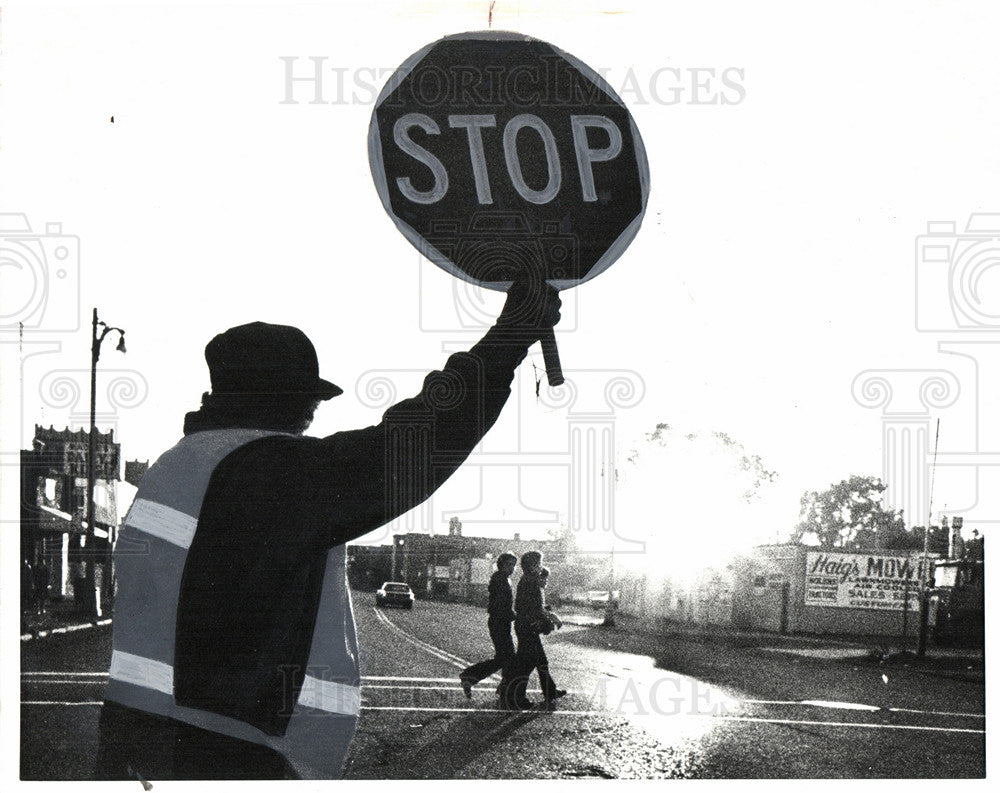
<box><xmin>574</xmin><ymin>426</ymin><xmax>788</xmax><ymax>586</ymax></box>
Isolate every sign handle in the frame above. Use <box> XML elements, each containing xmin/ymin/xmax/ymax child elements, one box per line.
<box><xmin>540</xmin><ymin>328</ymin><xmax>564</xmax><ymax>387</ymax></box>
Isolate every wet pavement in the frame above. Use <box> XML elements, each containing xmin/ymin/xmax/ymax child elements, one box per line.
<box><xmin>19</xmin><ymin>592</ymin><xmax>985</xmax><ymax>779</ymax></box>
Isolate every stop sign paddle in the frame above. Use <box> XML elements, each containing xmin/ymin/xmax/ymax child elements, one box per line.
<box><xmin>368</xmin><ymin>31</ymin><xmax>650</xmax><ymax>386</ymax></box>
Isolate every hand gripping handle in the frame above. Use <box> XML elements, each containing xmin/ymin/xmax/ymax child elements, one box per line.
<box><xmin>540</xmin><ymin>328</ymin><xmax>564</xmax><ymax>387</ymax></box>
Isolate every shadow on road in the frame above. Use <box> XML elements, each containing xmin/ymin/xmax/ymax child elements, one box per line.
<box><xmin>347</xmin><ymin>710</ymin><xmax>539</xmax><ymax>779</ymax></box>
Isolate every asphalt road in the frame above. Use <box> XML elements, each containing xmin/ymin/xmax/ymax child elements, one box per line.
<box><xmin>20</xmin><ymin>592</ymin><xmax>986</xmax><ymax>780</ymax></box>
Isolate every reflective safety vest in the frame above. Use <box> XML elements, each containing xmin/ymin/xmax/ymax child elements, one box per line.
<box><xmin>104</xmin><ymin>429</ymin><xmax>360</xmax><ymax>779</ymax></box>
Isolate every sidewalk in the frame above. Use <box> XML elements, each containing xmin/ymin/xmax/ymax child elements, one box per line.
<box><xmin>20</xmin><ymin>597</ymin><xmax>112</xmax><ymax>641</ymax></box>
<box><xmin>572</xmin><ymin>610</ymin><xmax>985</xmax><ymax>676</ymax></box>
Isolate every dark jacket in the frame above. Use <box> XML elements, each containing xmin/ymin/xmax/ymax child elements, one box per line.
<box><xmin>514</xmin><ymin>572</ymin><xmax>546</xmax><ymax>636</ymax></box>
<box><xmin>164</xmin><ymin>327</ymin><xmax>528</xmax><ymax>735</ymax></box>
<box><xmin>486</xmin><ymin>570</ymin><xmax>515</xmax><ymax>623</ymax></box>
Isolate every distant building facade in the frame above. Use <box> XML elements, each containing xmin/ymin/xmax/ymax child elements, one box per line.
<box><xmin>20</xmin><ymin>425</ymin><xmax>121</xmax><ymax>601</ymax></box>
<box><xmin>731</xmin><ymin>544</ymin><xmax>942</xmax><ymax>637</ymax></box>
<box><xmin>384</xmin><ymin>532</ymin><xmax>567</xmax><ymax>604</ymax></box>
<box><xmin>928</xmin><ymin>557</ymin><xmax>984</xmax><ymax>646</ymax></box>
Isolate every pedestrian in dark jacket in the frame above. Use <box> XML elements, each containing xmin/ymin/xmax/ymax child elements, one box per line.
<box><xmin>97</xmin><ymin>282</ymin><xmax>561</xmax><ymax>780</ymax></box>
<box><xmin>459</xmin><ymin>552</ymin><xmax>517</xmax><ymax>699</ymax></box>
<box><xmin>538</xmin><ymin>567</ymin><xmax>563</xmax><ymax>631</ymax></box>
<box><xmin>505</xmin><ymin>552</ymin><xmax>567</xmax><ymax>710</ymax></box>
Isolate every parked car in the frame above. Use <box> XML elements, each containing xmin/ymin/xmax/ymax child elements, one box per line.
<box><xmin>376</xmin><ymin>582</ymin><xmax>414</xmax><ymax>609</ymax></box>
<box><xmin>557</xmin><ymin>589</ymin><xmax>620</xmax><ymax>610</ymax></box>
<box><xmin>586</xmin><ymin>589</ymin><xmax>620</xmax><ymax>610</ymax></box>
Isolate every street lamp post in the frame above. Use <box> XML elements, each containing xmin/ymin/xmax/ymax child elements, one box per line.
<box><xmin>85</xmin><ymin>307</ymin><xmax>126</xmax><ymax>619</ymax></box>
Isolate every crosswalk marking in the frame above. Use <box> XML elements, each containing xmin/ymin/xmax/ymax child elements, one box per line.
<box><xmin>17</xmin><ymin>700</ymin><xmax>986</xmax><ymax>735</ymax></box>
<box><xmin>22</xmin><ymin>673</ymin><xmax>984</xmax><ymax>722</ymax></box>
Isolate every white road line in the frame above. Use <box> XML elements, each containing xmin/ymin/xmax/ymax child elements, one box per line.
<box><xmin>20</xmin><ymin>680</ymin><xmax>106</xmax><ymax>685</ymax></box>
<box><xmin>742</xmin><ymin>699</ymin><xmax>984</xmax><ymax>719</ymax></box>
<box><xmin>349</xmin><ymin>706</ymin><xmax>990</xmax><ymax>733</ymax></box>
<box><xmin>887</xmin><ymin>706</ymin><xmax>984</xmax><ymax>719</ymax></box>
<box><xmin>362</xmin><ymin>684</ymin><xmax>469</xmax><ymax>690</ymax></box>
<box><xmin>360</xmin><ymin>705</ymin><xmax>593</xmax><ymax>714</ymax></box>
<box><xmin>798</xmin><ymin>699</ymin><xmax>879</xmax><ymax>712</ymax></box>
<box><xmin>371</xmin><ymin>608</ymin><xmax>471</xmax><ymax>669</ymax></box>
<box><xmin>362</xmin><ymin>677</ymin><xmax>470</xmax><ymax>683</ymax></box>
<box><xmin>17</xmin><ymin>700</ymin><xmax>985</xmax><ymax>733</ymax></box>
<box><xmin>21</xmin><ymin>673</ymin><xmax>466</xmax><ymax>682</ymax></box>
<box><xmin>716</xmin><ymin>715</ymin><xmax>984</xmax><ymax>736</ymax></box>
<box><xmin>21</xmin><ymin>619</ymin><xmax>113</xmax><ymax>641</ymax></box>
<box><xmin>19</xmin><ymin>671</ymin><xmax>986</xmax><ymax>724</ymax></box>
<box><xmin>20</xmin><ymin>670</ymin><xmax>986</xmax><ymax>724</ymax></box>
<box><xmin>362</xmin><ymin>685</ymin><xmax>564</xmax><ymax>693</ymax></box>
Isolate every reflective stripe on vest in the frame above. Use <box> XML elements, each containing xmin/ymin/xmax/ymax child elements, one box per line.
<box><xmin>105</xmin><ymin>429</ymin><xmax>361</xmax><ymax>779</ymax></box>
<box><xmin>109</xmin><ymin>649</ymin><xmax>362</xmax><ymax>714</ymax></box>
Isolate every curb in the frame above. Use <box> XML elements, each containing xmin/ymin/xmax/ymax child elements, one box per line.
<box><xmin>21</xmin><ymin>618</ymin><xmax>112</xmax><ymax>642</ymax></box>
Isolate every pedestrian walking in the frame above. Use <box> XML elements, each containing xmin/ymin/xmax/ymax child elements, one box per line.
<box><xmin>97</xmin><ymin>281</ymin><xmax>561</xmax><ymax>780</ymax></box>
<box><xmin>534</xmin><ymin>566</ymin><xmax>565</xmax><ymax>703</ymax></box>
<box><xmin>538</xmin><ymin>567</ymin><xmax>563</xmax><ymax>630</ymax></box>
<box><xmin>504</xmin><ymin>552</ymin><xmax>567</xmax><ymax>710</ymax></box>
<box><xmin>458</xmin><ymin>552</ymin><xmax>517</xmax><ymax>700</ymax></box>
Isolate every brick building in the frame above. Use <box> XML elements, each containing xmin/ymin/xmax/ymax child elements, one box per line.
<box><xmin>386</xmin><ymin>531</ymin><xmax>568</xmax><ymax>604</ymax></box>
<box><xmin>20</xmin><ymin>425</ymin><xmax>121</xmax><ymax>602</ymax></box>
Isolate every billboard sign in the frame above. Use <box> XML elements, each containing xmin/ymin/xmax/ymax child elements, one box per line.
<box><xmin>804</xmin><ymin>551</ymin><xmax>936</xmax><ymax>612</ymax></box>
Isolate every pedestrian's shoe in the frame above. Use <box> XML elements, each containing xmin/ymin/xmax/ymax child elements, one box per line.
<box><xmin>459</xmin><ymin>676</ymin><xmax>473</xmax><ymax>700</ymax></box>
<box><xmin>547</xmin><ymin>689</ymin><xmax>567</xmax><ymax>701</ymax></box>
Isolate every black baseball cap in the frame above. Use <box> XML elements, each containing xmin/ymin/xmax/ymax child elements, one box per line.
<box><xmin>204</xmin><ymin>321</ymin><xmax>343</xmax><ymax>400</ymax></box>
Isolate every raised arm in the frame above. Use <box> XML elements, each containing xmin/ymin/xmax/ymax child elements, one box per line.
<box><xmin>313</xmin><ymin>282</ymin><xmax>562</xmax><ymax>541</ymax></box>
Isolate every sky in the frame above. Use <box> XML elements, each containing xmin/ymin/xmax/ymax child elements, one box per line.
<box><xmin>3</xmin><ymin>1</ymin><xmax>1000</xmax><ymax>579</ymax></box>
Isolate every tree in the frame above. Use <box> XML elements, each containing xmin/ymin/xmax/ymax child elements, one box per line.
<box><xmin>624</xmin><ymin>423</ymin><xmax>777</xmax><ymax>502</ymax></box>
<box><xmin>545</xmin><ymin>522</ymin><xmax>580</xmax><ymax>556</ymax></box>
<box><xmin>615</xmin><ymin>423</ymin><xmax>780</xmax><ymax>563</ymax></box>
<box><xmin>906</xmin><ymin>524</ymin><xmax>951</xmax><ymax>556</ymax></box>
<box><xmin>792</xmin><ymin>475</ymin><xmax>908</xmax><ymax>549</ymax></box>
<box><xmin>964</xmin><ymin>530</ymin><xmax>984</xmax><ymax>561</ymax></box>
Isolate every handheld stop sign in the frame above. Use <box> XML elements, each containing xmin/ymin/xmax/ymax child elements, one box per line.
<box><xmin>368</xmin><ymin>31</ymin><xmax>650</xmax><ymax>386</ymax></box>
